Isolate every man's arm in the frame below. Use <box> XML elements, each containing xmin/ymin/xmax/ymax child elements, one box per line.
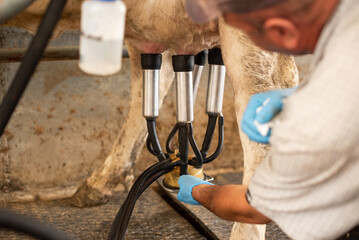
<box><xmin>192</xmin><ymin>184</ymin><xmax>271</xmax><ymax>224</ymax></box>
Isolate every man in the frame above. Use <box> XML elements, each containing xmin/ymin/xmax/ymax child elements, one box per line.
<box><xmin>177</xmin><ymin>0</ymin><xmax>359</xmax><ymax>239</ymax></box>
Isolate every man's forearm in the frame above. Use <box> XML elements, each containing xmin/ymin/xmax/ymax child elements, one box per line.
<box><xmin>192</xmin><ymin>184</ymin><xmax>271</xmax><ymax>224</ymax></box>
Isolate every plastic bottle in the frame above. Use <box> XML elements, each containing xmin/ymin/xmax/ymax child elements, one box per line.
<box><xmin>79</xmin><ymin>0</ymin><xmax>126</xmax><ymax>76</ymax></box>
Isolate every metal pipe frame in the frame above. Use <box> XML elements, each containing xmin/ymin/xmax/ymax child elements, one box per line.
<box><xmin>0</xmin><ymin>46</ymin><xmax>129</xmax><ymax>62</ymax></box>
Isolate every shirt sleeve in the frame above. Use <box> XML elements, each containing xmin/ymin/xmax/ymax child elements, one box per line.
<box><xmin>248</xmin><ymin>15</ymin><xmax>359</xmax><ymax>240</ymax></box>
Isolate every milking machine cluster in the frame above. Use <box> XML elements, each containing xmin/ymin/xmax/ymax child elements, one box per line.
<box><xmin>0</xmin><ymin>0</ymin><xmax>226</xmax><ymax>239</ymax></box>
<box><xmin>107</xmin><ymin>49</ymin><xmax>226</xmax><ymax>240</ymax></box>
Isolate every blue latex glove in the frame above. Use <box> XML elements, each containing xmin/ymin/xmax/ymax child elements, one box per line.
<box><xmin>241</xmin><ymin>87</ymin><xmax>297</xmax><ymax>144</ymax></box>
<box><xmin>177</xmin><ymin>175</ymin><xmax>214</xmax><ymax>205</ymax></box>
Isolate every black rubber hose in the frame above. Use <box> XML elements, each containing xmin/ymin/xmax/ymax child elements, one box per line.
<box><xmin>108</xmin><ymin>160</ymin><xmax>179</xmax><ymax>240</ymax></box>
<box><xmin>108</xmin><ymin>161</ymin><xmax>168</xmax><ymax>240</ymax></box>
<box><xmin>115</xmin><ymin>168</ymin><xmax>173</xmax><ymax>240</ymax></box>
<box><xmin>204</xmin><ymin>115</ymin><xmax>224</xmax><ymax>164</ymax></box>
<box><xmin>146</xmin><ymin>135</ymin><xmax>157</xmax><ymax>156</ymax></box>
<box><xmin>137</xmin><ymin>163</ymin><xmax>178</xmax><ymax>204</ymax></box>
<box><xmin>200</xmin><ymin>115</ymin><xmax>218</xmax><ymax>159</ymax></box>
<box><xmin>146</xmin><ymin>119</ymin><xmax>167</xmax><ymax>161</ymax></box>
<box><xmin>0</xmin><ymin>210</ymin><xmax>75</xmax><ymax>240</ymax></box>
<box><xmin>187</xmin><ymin>123</ymin><xmax>203</xmax><ymax>168</ymax></box>
<box><xmin>0</xmin><ymin>0</ymin><xmax>68</xmax><ymax>137</ymax></box>
<box><xmin>165</xmin><ymin>124</ymin><xmax>179</xmax><ymax>154</ymax></box>
<box><xmin>178</xmin><ymin>124</ymin><xmax>189</xmax><ymax>175</ymax></box>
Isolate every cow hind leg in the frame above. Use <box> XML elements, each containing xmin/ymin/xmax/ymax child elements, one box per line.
<box><xmin>219</xmin><ymin>18</ymin><xmax>298</xmax><ymax>240</ymax></box>
<box><xmin>71</xmin><ymin>40</ymin><xmax>174</xmax><ymax>207</ymax></box>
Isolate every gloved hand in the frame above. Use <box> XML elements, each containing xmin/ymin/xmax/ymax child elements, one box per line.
<box><xmin>177</xmin><ymin>175</ymin><xmax>214</xmax><ymax>205</ymax></box>
<box><xmin>241</xmin><ymin>87</ymin><xmax>297</xmax><ymax>144</ymax></box>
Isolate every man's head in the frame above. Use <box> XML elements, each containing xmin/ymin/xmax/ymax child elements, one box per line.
<box><xmin>186</xmin><ymin>0</ymin><xmax>339</xmax><ymax>55</ymax></box>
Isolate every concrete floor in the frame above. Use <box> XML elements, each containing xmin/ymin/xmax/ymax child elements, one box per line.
<box><xmin>0</xmin><ymin>188</ymin><xmax>205</xmax><ymax>240</ymax></box>
<box><xmin>0</xmin><ymin>172</ymin><xmax>291</xmax><ymax>240</ymax></box>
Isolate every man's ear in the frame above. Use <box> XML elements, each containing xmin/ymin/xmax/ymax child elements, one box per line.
<box><xmin>263</xmin><ymin>18</ymin><xmax>300</xmax><ymax>51</ymax></box>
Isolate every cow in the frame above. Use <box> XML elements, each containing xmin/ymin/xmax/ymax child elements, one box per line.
<box><xmin>3</xmin><ymin>0</ymin><xmax>298</xmax><ymax>239</ymax></box>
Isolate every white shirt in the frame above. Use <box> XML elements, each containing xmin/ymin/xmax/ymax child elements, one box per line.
<box><xmin>248</xmin><ymin>0</ymin><xmax>359</xmax><ymax>239</ymax></box>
